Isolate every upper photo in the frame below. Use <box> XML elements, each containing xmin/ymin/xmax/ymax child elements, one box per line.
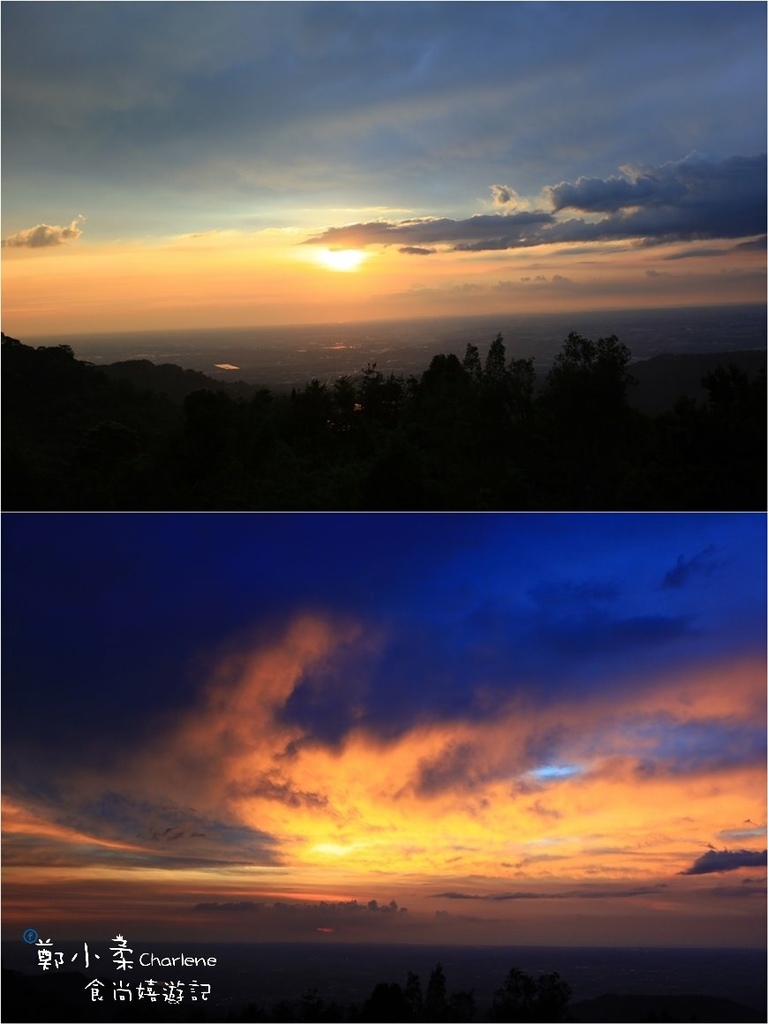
<box><xmin>2</xmin><ymin>2</ymin><xmax>765</xmax><ymax>511</ymax></box>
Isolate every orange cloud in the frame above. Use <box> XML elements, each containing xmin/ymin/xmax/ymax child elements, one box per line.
<box><xmin>116</xmin><ymin>625</ymin><xmax>767</xmax><ymax>874</ymax></box>
<box><xmin>4</xmin><ymin>615</ymin><xmax>764</xmax><ymax>943</ymax></box>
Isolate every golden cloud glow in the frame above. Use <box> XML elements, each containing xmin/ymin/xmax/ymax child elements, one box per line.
<box><xmin>3</xmin><ymin>616</ymin><xmax>765</xmax><ymax>942</ymax></box>
<box><xmin>64</xmin><ymin>624</ymin><xmax>768</xmax><ymax>872</ymax></box>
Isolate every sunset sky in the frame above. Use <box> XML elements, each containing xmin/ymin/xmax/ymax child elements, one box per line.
<box><xmin>3</xmin><ymin>513</ymin><xmax>765</xmax><ymax>947</ymax></box>
<box><xmin>2</xmin><ymin>2</ymin><xmax>766</xmax><ymax>338</ymax></box>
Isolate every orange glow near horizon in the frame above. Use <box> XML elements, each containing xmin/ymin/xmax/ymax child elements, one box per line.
<box><xmin>3</xmin><ymin>614</ymin><xmax>765</xmax><ymax>943</ymax></box>
<box><xmin>1</xmin><ymin>228</ymin><xmax>765</xmax><ymax>338</ymax></box>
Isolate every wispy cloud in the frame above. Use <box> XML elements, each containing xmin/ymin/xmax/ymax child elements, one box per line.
<box><xmin>431</xmin><ymin>884</ymin><xmax>667</xmax><ymax>901</ymax></box>
<box><xmin>195</xmin><ymin>897</ymin><xmax>406</xmax><ymax>915</ymax></box>
<box><xmin>661</xmin><ymin>545</ymin><xmax>718</xmax><ymax>590</ymax></box>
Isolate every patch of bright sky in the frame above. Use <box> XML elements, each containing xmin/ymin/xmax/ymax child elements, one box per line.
<box><xmin>529</xmin><ymin>764</ymin><xmax>582</xmax><ymax>780</ymax></box>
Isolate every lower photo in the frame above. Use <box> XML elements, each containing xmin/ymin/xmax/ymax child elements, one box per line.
<box><xmin>2</xmin><ymin>513</ymin><xmax>766</xmax><ymax>1023</ymax></box>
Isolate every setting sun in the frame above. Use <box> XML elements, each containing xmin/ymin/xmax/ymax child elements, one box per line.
<box><xmin>317</xmin><ymin>248</ymin><xmax>368</xmax><ymax>271</ymax></box>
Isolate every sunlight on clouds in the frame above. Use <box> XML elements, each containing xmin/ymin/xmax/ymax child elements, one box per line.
<box><xmin>312</xmin><ymin>842</ymin><xmax>366</xmax><ymax>858</ymax></box>
<box><xmin>104</xmin><ymin>619</ymin><xmax>764</xmax><ymax>886</ymax></box>
<box><xmin>315</xmin><ymin>248</ymin><xmax>369</xmax><ymax>271</ymax></box>
<box><xmin>3</xmin><ymin>616</ymin><xmax>764</xmax><ymax>921</ymax></box>
<box><xmin>3</xmin><ymin>219</ymin><xmax>764</xmax><ymax>334</ymax></box>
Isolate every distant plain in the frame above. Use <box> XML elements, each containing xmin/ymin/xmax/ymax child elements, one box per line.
<box><xmin>27</xmin><ymin>303</ymin><xmax>766</xmax><ymax>393</ymax></box>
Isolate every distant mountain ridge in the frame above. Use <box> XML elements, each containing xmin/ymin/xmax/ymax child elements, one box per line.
<box><xmin>97</xmin><ymin>347</ymin><xmax>766</xmax><ymax>414</ymax></box>
<box><xmin>98</xmin><ymin>358</ymin><xmax>259</xmax><ymax>403</ymax></box>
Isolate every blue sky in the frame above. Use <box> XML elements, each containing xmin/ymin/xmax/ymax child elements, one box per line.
<box><xmin>4</xmin><ymin>514</ymin><xmax>765</xmax><ymax>745</ymax></box>
<box><xmin>3</xmin><ymin>3</ymin><xmax>765</xmax><ymax>234</ymax></box>
<box><xmin>2</xmin><ymin>3</ymin><xmax>765</xmax><ymax>334</ymax></box>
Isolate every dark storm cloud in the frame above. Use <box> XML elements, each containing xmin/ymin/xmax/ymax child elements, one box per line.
<box><xmin>679</xmin><ymin>848</ymin><xmax>767</xmax><ymax>876</ymax></box>
<box><xmin>548</xmin><ymin>154</ymin><xmax>767</xmax><ymax>244</ymax></box>
<box><xmin>661</xmin><ymin>546</ymin><xmax>718</xmax><ymax>589</ymax></box>
<box><xmin>308</xmin><ymin>154</ymin><xmax>767</xmax><ymax>254</ymax></box>
<box><xmin>546</xmin><ymin>154</ymin><xmax>762</xmax><ymax>216</ymax></box>
<box><xmin>307</xmin><ymin>211</ymin><xmax>554</xmax><ymax>250</ymax></box>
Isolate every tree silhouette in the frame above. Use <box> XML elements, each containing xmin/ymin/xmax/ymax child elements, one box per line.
<box><xmin>506</xmin><ymin>357</ymin><xmax>536</xmax><ymax>422</ymax></box>
<box><xmin>545</xmin><ymin>331</ymin><xmax>634</xmax><ymax>417</ymax></box>
<box><xmin>361</xmin><ymin>981</ymin><xmax>411</xmax><ymax>1022</ymax></box>
<box><xmin>488</xmin><ymin>967</ymin><xmax>571</xmax><ymax>1023</ymax></box>
<box><xmin>483</xmin><ymin>333</ymin><xmax>507</xmax><ymax>386</ymax></box>
<box><xmin>404</xmin><ymin>970</ymin><xmax>424</xmax><ymax>1021</ymax></box>
<box><xmin>462</xmin><ymin>342</ymin><xmax>482</xmax><ymax>386</ymax></box>
<box><xmin>3</xmin><ymin>330</ymin><xmax>764</xmax><ymax>512</ymax></box>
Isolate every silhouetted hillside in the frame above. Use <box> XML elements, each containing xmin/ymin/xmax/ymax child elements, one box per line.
<box><xmin>100</xmin><ymin>359</ymin><xmax>258</xmax><ymax>404</ymax></box>
<box><xmin>2</xmin><ymin>334</ymin><xmax>182</xmax><ymax>509</ymax></box>
<box><xmin>629</xmin><ymin>350</ymin><xmax>767</xmax><ymax>414</ymax></box>
<box><xmin>3</xmin><ymin>330</ymin><xmax>764</xmax><ymax>511</ymax></box>
<box><xmin>569</xmin><ymin>991</ymin><xmax>765</xmax><ymax>1023</ymax></box>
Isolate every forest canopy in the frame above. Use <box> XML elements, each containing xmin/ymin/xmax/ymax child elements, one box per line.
<box><xmin>2</xmin><ymin>331</ymin><xmax>764</xmax><ymax>511</ymax></box>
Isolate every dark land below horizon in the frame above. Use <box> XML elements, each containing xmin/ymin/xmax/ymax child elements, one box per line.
<box><xmin>3</xmin><ymin>303</ymin><xmax>765</xmax><ymax>511</ymax></box>
<box><xmin>22</xmin><ymin>303</ymin><xmax>767</xmax><ymax>394</ymax></box>
<box><xmin>2</xmin><ymin>941</ymin><xmax>766</xmax><ymax>1023</ymax></box>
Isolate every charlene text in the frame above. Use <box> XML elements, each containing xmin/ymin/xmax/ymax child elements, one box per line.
<box><xmin>138</xmin><ymin>953</ymin><xmax>217</xmax><ymax>968</ymax></box>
